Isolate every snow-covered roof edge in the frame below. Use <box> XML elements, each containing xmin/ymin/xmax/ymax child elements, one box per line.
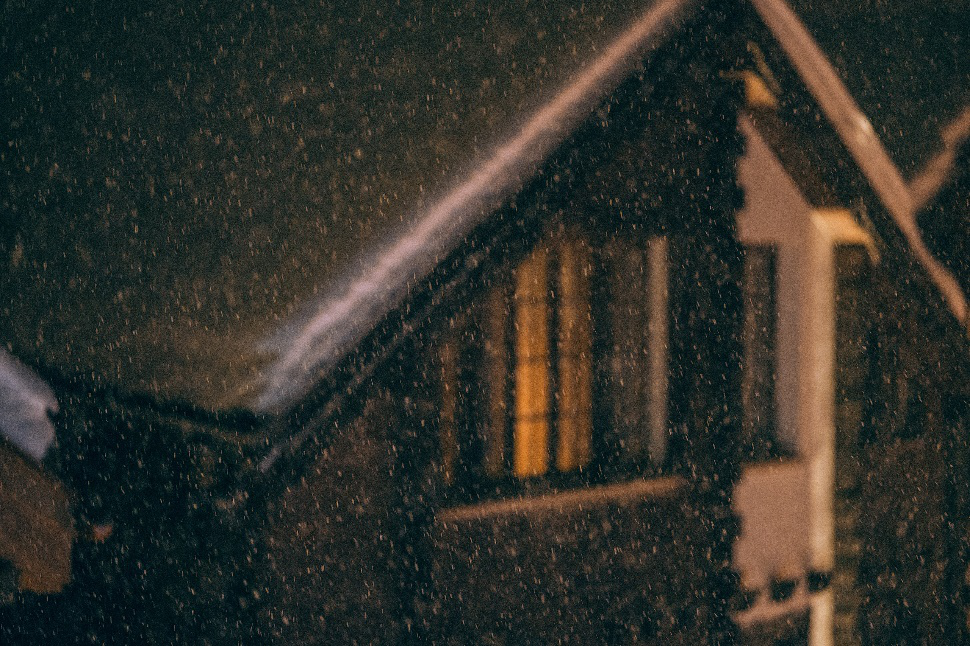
<box><xmin>909</xmin><ymin>106</ymin><xmax>970</xmax><ymax>213</ymax></box>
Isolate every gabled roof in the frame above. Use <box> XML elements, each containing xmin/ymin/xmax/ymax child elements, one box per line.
<box><xmin>0</xmin><ymin>0</ymin><xmax>694</xmax><ymax>412</ymax></box>
<box><xmin>1</xmin><ymin>0</ymin><xmax>966</xmax><ymax>416</ymax></box>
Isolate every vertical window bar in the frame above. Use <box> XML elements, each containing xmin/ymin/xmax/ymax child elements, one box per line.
<box><xmin>547</xmin><ymin>249</ymin><xmax>561</xmax><ymax>474</ymax></box>
<box><xmin>513</xmin><ymin>246</ymin><xmax>551</xmax><ymax>478</ymax></box>
<box><xmin>589</xmin><ymin>244</ymin><xmax>614</xmax><ymax>476</ymax></box>
<box><xmin>646</xmin><ymin>236</ymin><xmax>669</xmax><ymax>467</ymax></box>
<box><xmin>556</xmin><ymin>236</ymin><xmax>593</xmax><ymax>473</ymax></box>
<box><xmin>483</xmin><ymin>285</ymin><xmax>510</xmax><ymax>479</ymax></box>
<box><xmin>503</xmin><ymin>287</ymin><xmax>516</xmax><ymax>477</ymax></box>
<box><xmin>439</xmin><ymin>336</ymin><xmax>458</xmax><ymax>487</ymax></box>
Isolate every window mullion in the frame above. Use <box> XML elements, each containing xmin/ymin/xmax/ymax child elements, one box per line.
<box><xmin>512</xmin><ymin>246</ymin><xmax>551</xmax><ymax>478</ymax></box>
<box><xmin>556</xmin><ymin>236</ymin><xmax>593</xmax><ymax>474</ymax></box>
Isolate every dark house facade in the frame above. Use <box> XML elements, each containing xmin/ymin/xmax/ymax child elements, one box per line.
<box><xmin>253</xmin><ymin>6</ymin><xmax>747</xmax><ymax>642</ymax></box>
<box><xmin>1</xmin><ymin>0</ymin><xmax>968</xmax><ymax>644</ymax></box>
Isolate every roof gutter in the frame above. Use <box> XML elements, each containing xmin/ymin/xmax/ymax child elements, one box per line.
<box><xmin>750</xmin><ymin>0</ymin><xmax>969</xmax><ymax>327</ymax></box>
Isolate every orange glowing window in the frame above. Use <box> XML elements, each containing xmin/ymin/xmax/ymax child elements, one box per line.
<box><xmin>438</xmin><ymin>231</ymin><xmax>670</xmax><ymax>491</ymax></box>
<box><xmin>511</xmin><ymin>245</ymin><xmax>553</xmax><ymax>477</ymax></box>
<box><xmin>552</xmin><ymin>237</ymin><xmax>593</xmax><ymax>473</ymax></box>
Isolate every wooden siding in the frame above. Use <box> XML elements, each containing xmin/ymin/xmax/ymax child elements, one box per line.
<box><xmin>429</xmin><ymin>478</ymin><xmax>710</xmax><ymax>644</ymax></box>
<box><xmin>256</xmin><ymin>389</ymin><xmax>406</xmax><ymax>645</ymax></box>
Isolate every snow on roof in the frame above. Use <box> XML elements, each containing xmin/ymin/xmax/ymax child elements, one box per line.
<box><xmin>258</xmin><ymin>0</ymin><xmax>970</xmax><ymax>412</ymax></box>
<box><xmin>0</xmin><ymin>348</ymin><xmax>58</xmax><ymax>462</ymax></box>
<box><xmin>0</xmin><ymin>0</ymin><xmax>690</xmax><ymax>412</ymax></box>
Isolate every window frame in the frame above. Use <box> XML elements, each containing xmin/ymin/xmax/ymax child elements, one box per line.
<box><xmin>437</xmin><ymin>226</ymin><xmax>675</xmax><ymax>503</ymax></box>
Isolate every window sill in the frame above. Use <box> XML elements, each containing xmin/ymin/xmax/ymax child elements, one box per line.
<box><xmin>437</xmin><ymin>475</ymin><xmax>686</xmax><ymax>523</ymax></box>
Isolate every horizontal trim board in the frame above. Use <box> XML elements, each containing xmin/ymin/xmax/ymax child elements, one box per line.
<box><xmin>437</xmin><ymin>475</ymin><xmax>686</xmax><ymax>523</ymax></box>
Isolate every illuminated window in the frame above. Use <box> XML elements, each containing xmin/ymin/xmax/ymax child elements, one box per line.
<box><xmin>504</xmin><ymin>236</ymin><xmax>594</xmax><ymax>480</ymax></box>
<box><xmin>439</xmin><ymin>231</ymin><xmax>670</xmax><ymax>493</ymax></box>
<box><xmin>553</xmin><ymin>237</ymin><xmax>594</xmax><ymax>474</ymax></box>
<box><xmin>511</xmin><ymin>244</ymin><xmax>555</xmax><ymax>477</ymax></box>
